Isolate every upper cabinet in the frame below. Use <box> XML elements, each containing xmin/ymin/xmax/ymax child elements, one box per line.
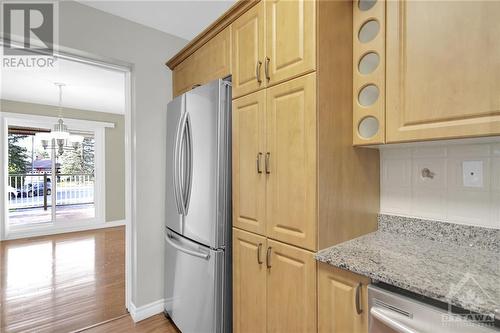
<box><xmin>353</xmin><ymin>0</ymin><xmax>500</xmax><ymax>145</ymax></box>
<box><xmin>265</xmin><ymin>0</ymin><xmax>316</xmax><ymax>86</ymax></box>
<box><xmin>232</xmin><ymin>2</ymin><xmax>265</xmax><ymax>98</ymax></box>
<box><xmin>231</xmin><ymin>0</ymin><xmax>316</xmax><ymax>99</ymax></box>
<box><xmin>172</xmin><ymin>27</ymin><xmax>231</xmax><ymax>97</ymax></box>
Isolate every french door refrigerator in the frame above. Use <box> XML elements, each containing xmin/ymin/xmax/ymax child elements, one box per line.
<box><xmin>165</xmin><ymin>78</ymin><xmax>231</xmax><ymax>333</ymax></box>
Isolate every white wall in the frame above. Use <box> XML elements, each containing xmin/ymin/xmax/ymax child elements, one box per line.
<box><xmin>380</xmin><ymin>142</ymin><xmax>500</xmax><ymax>229</ymax></box>
<box><xmin>56</xmin><ymin>2</ymin><xmax>187</xmax><ymax>307</ymax></box>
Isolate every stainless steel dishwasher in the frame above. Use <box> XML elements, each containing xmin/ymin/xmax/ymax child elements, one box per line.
<box><xmin>368</xmin><ymin>284</ymin><xmax>499</xmax><ymax>333</ymax></box>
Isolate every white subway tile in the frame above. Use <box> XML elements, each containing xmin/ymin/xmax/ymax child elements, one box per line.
<box><xmin>412</xmin><ymin>146</ymin><xmax>447</xmax><ymax>158</ymax></box>
<box><xmin>382</xmin><ymin>159</ymin><xmax>411</xmax><ymax>188</ymax></box>
<box><xmin>447</xmin><ymin>190</ymin><xmax>491</xmax><ymax>225</ymax></box>
<box><xmin>411</xmin><ymin>189</ymin><xmax>446</xmax><ymax>220</ymax></box>
<box><xmin>491</xmin><ymin>193</ymin><xmax>500</xmax><ymax>229</ymax></box>
<box><xmin>492</xmin><ymin>143</ymin><xmax>500</xmax><ymax>156</ymax></box>
<box><xmin>492</xmin><ymin>158</ymin><xmax>500</xmax><ymax>192</ymax></box>
<box><xmin>448</xmin><ymin>144</ymin><xmax>490</xmax><ymax>157</ymax></box>
<box><xmin>380</xmin><ymin>148</ymin><xmax>411</xmax><ymax>160</ymax></box>
<box><xmin>381</xmin><ymin>187</ymin><xmax>411</xmax><ymax>215</ymax></box>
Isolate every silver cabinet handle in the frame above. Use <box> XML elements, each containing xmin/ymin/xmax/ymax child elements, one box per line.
<box><xmin>257</xmin><ymin>243</ymin><xmax>263</xmax><ymax>264</ymax></box>
<box><xmin>192</xmin><ymin>84</ymin><xmax>201</xmax><ymax>89</ymax></box>
<box><xmin>355</xmin><ymin>283</ymin><xmax>363</xmax><ymax>314</ymax></box>
<box><xmin>370</xmin><ymin>307</ymin><xmax>418</xmax><ymax>333</ymax></box>
<box><xmin>265</xmin><ymin>152</ymin><xmax>271</xmax><ymax>174</ymax></box>
<box><xmin>256</xmin><ymin>60</ymin><xmax>262</xmax><ymax>84</ymax></box>
<box><xmin>266</xmin><ymin>246</ymin><xmax>272</xmax><ymax>268</ymax></box>
<box><xmin>256</xmin><ymin>152</ymin><xmax>263</xmax><ymax>174</ymax></box>
<box><xmin>165</xmin><ymin>233</ymin><xmax>210</xmax><ymax>260</ymax></box>
<box><xmin>265</xmin><ymin>57</ymin><xmax>270</xmax><ymax>81</ymax></box>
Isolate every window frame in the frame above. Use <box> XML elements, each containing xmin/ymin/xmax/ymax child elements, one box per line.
<box><xmin>0</xmin><ymin>112</ymin><xmax>114</xmax><ymax>239</ymax></box>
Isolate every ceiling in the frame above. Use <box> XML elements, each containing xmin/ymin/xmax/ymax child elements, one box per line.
<box><xmin>78</xmin><ymin>1</ymin><xmax>236</xmax><ymax>40</ymax></box>
<box><xmin>1</xmin><ymin>58</ymin><xmax>126</xmax><ymax>114</ymax></box>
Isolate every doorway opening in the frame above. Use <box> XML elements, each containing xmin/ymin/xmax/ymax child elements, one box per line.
<box><xmin>0</xmin><ymin>44</ymin><xmax>133</xmax><ymax>332</ymax></box>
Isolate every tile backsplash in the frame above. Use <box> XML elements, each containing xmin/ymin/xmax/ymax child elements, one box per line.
<box><xmin>380</xmin><ymin>143</ymin><xmax>500</xmax><ymax>229</ymax></box>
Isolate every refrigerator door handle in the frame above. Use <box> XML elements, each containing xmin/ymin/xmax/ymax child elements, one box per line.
<box><xmin>183</xmin><ymin>112</ymin><xmax>193</xmax><ymax>214</ymax></box>
<box><xmin>176</xmin><ymin>111</ymin><xmax>189</xmax><ymax>215</ymax></box>
<box><xmin>173</xmin><ymin>110</ymin><xmax>187</xmax><ymax>215</ymax></box>
<box><xmin>165</xmin><ymin>232</ymin><xmax>210</xmax><ymax>260</ymax></box>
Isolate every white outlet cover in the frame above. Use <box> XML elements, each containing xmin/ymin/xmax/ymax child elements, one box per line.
<box><xmin>462</xmin><ymin>160</ymin><xmax>484</xmax><ymax>188</ymax></box>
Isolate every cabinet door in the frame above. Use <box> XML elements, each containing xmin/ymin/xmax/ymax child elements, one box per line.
<box><xmin>172</xmin><ymin>27</ymin><xmax>231</xmax><ymax>97</ymax></box>
<box><xmin>265</xmin><ymin>0</ymin><xmax>316</xmax><ymax>86</ymax></box>
<box><xmin>267</xmin><ymin>239</ymin><xmax>317</xmax><ymax>333</ymax></box>
<box><xmin>232</xmin><ymin>2</ymin><xmax>265</xmax><ymax>99</ymax></box>
<box><xmin>318</xmin><ymin>263</ymin><xmax>370</xmax><ymax>333</ymax></box>
<box><xmin>233</xmin><ymin>91</ymin><xmax>267</xmax><ymax>235</ymax></box>
<box><xmin>266</xmin><ymin>73</ymin><xmax>316</xmax><ymax>251</ymax></box>
<box><xmin>197</xmin><ymin>26</ymin><xmax>232</xmax><ymax>84</ymax></box>
<box><xmin>386</xmin><ymin>1</ymin><xmax>500</xmax><ymax>142</ymax></box>
<box><xmin>233</xmin><ymin>228</ymin><xmax>267</xmax><ymax>333</ymax></box>
<box><xmin>172</xmin><ymin>54</ymin><xmax>196</xmax><ymax>97</ymax></box>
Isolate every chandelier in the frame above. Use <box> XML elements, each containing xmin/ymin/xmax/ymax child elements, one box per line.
<box><xmin>36</xmin><ymin>83</ymin><xmax>84</xmax><ymax>155</ymax></box>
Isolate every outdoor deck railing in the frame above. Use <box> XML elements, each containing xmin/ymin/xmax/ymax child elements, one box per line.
<box><xmin>8</xmin><ymin>173</ymin><xmax>94</xmax><ymax>209</ymax></box>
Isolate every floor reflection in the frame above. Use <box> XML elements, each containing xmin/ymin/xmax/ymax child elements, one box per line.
<box><xmin>0</xmin><ymin>227</ymin><xmax>126</xmax><ymax>333</ymax></box>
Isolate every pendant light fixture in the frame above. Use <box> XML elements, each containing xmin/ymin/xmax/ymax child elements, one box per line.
<box><xmin>52</xmin><ymin>82</ymin><xmax>70</xmax><ymax>140</ymax></box>
<box><xmin>36</xmin><ymin>83</ymin><xmax>85</xmax><ymax>155</ymax></box>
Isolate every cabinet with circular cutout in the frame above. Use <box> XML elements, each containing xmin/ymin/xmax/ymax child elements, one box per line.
<box><xmin>353</xmin><ymin>0</ymin><xmax>385</xmax><ymax>145</ymax></box>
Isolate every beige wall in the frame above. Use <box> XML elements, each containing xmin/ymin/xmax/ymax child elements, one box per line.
<box><xmin>1</xmin><ymin>99</ymin><xmax>125</xmax><ymax>222</ymax></box>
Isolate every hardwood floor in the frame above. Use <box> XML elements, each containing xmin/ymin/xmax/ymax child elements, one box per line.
<box><xmin>81</xmin><ymin>314</ymin><xmax>180</xmax><ymax>333</ymax></box>
<box><xmin>0</xmin><ymin>226</ymin><xmax>127</xmax><ymax>333</ymax></box>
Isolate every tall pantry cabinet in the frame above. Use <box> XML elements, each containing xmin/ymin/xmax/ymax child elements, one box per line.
<box><xmin>231</xmin><ymin>0</ymin><xmax>378</xmax><ymax>332</ymax></box>
<box><xmin>167</xmin><ymin>1</ymin><xmax>380</xmax><ymax>332</ymax></box>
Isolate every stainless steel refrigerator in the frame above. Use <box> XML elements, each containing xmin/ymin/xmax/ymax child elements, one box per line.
<box><xmin>164</xmin><ymin>78</ymin><xmax>231</xmax><ymax>333</ymax></box>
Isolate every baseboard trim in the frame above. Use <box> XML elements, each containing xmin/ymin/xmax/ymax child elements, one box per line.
<box><xmin>129</xmin><ymin>299</ymin><xmax>165</xmax><ymax>323</ymax></box>
<box><xmin>3</xmin><ymin>219</ymin><xmax>126</xmax><ymax>240</ymax></box>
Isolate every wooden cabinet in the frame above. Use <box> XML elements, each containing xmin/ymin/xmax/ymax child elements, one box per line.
<box><xmin>353</xmin><ymin>0</ymin><xmax>500</xmax><ymax>144</ymax></box>
<box><xmin>232</xmin><ymin>91</ymin><xmax>267</xmax><ymax>235</ymax></box>
<box><xmin>233</xmin><ymin>228</ymin><xmax>267</xmax><ymax>333</ymax></box>
<box><xmin>266</xmin><ymin>73</ymin><xmax>317</xmax><ymax>250</ymax></box>
<box><xmin>232</xmin><ymin>2</ymin><xmax>265</xmax><ymax>98</ymax></box>
<box><xmin>172</xmin><ymin>54</ymin><xmax>196</xmax><ymax>97</ymax></box>
<box><xmin>385</xmin><ymin>0</ymin><xmax>500</xmax><ymax>142</ymax></box>
<box><xmin>233</xmin><ymin>228</ymin><xmax>317</xmax><ymax>333</ymax></box>
<box><xmin>172</xmin><ymin>27</ymin><xmax>231</xmax><ymax>96</ymax></box>
<box><xmin>231</xmin><ymin>0</ymin><xmax>316</xmax><ymax>98</ymax></box>
<box><xmin>233</xmin><ymin>74</ymin><xmax>317</xmax><ymax>250</ymax></box>
<box><xmin>318</xmin><ymin>263</ymin><xmax>370</xmax><ymax>333</ymax></box>
<box><xmin>267</xmin><ymin>239</ymin><xmax>317</xmax><ymax>333</ymax></box>
<box><xmin>265</xmin><ymin>0</ymin><xmax>316</xmax><ymax>86</ymax></box>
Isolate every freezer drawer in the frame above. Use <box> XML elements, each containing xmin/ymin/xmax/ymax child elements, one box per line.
<box><xmin>165</xmin><ymin>229</ymin><xmax>226</xmax><ymax>333</ymax></box>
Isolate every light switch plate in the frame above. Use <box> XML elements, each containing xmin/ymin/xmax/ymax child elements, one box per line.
<box><xmin>462</xmin><ymin>160</ymin><xmax>483</xmax><ymax>188</ymax></box>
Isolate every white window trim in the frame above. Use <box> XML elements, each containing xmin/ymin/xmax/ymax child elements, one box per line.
<box><xmin>0</xmin><ymin>112</ymin><xmax>114</xmax><ymax>240</ymax></box>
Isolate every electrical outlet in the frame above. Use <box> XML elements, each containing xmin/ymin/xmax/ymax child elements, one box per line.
<box><xmin>462</xmin><ymin>160</ymin><xmax>483</xmax><ymax>188</ymax></box>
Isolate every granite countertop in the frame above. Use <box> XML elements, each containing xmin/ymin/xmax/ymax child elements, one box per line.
<box><xmin>315</xmin><ymin>215</ymin><xmax>500</xmax><ymax>319</ymax></box>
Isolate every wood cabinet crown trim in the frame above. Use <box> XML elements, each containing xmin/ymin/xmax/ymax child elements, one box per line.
<box><xmin>166</xmin><ymin>0</ymin><xmax>260</xmax><ymax>70</ymax></box>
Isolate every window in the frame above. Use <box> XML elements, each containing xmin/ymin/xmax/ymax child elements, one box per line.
<box><xmin>1</xmin><ymin>113</ymin><xmax>113</xmax><ymax>238</ymax></box>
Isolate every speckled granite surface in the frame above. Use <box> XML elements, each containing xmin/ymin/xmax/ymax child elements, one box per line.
<box><xmin>315</xmin><ymin>214</ymin><xmax>500</xmax><ymax>319</ymax></box>
<box><xmin>378</xmin><ymin>214</ymin><xmax>500</xmax><ymax>251</ymax></box>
